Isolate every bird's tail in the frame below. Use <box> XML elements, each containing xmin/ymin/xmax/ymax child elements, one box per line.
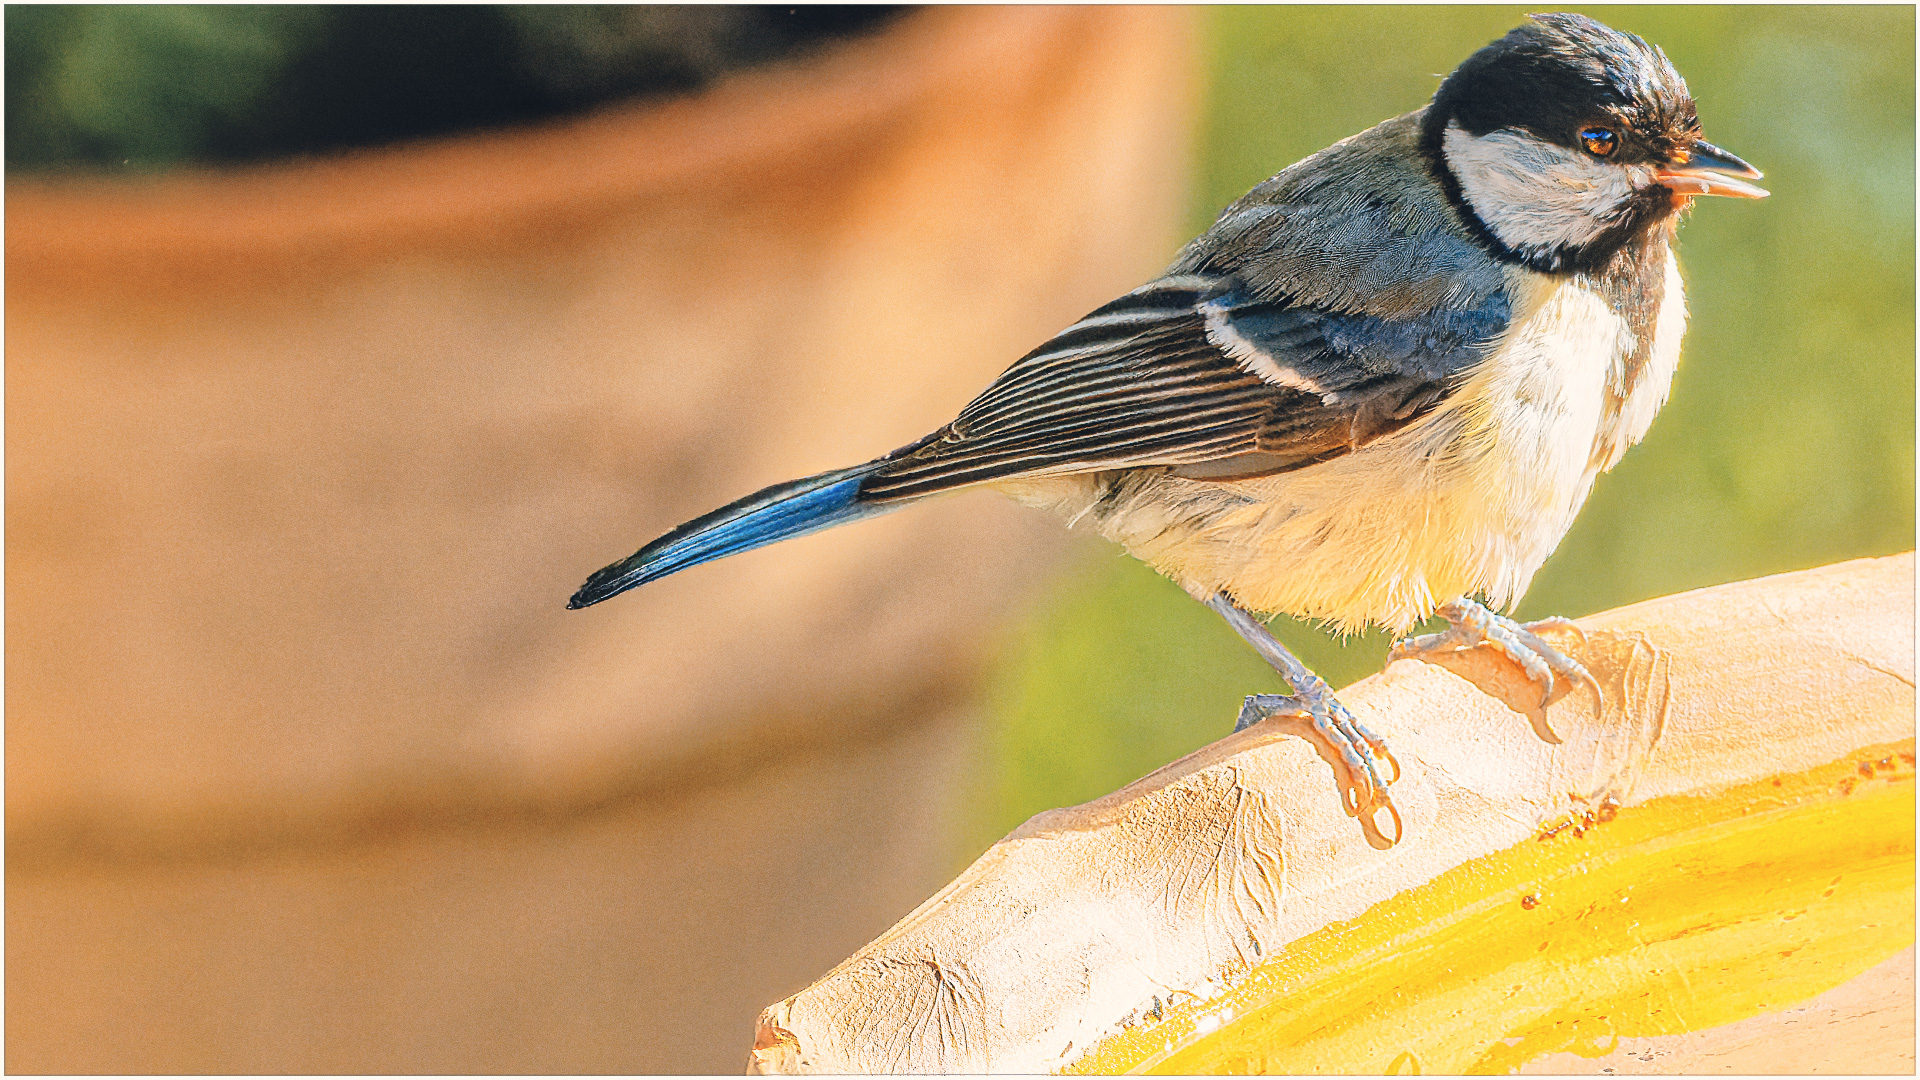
<box><xmin>567</xmin><ymin>460</ymin><xmax>899</xmax><ymax>609</ymax></box>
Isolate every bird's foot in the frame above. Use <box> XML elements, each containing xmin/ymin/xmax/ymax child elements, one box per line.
<box><xmin>1206</xmin><ymin>592</ymin><xmax>1402</xmax><ymax>845</ymax></box>
<box><xmin>1238</xmin><ymin>680</ymin><xmax>1402</xmax><ymax>845</ymax></box>
<box><xmin>1388</xmin><ymin>598</ymin><xmax>1601</xmax><ymax>724</ymax></box>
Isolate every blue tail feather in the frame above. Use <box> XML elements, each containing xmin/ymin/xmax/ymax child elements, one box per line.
<box><xmin>567</xmin><ymin>461</ymin><xmax>895</xmax><ymax>608</ymax></box>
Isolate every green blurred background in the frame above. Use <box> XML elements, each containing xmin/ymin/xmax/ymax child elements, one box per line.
<box><xmin>957</xmin><ymin>5</ymin><xmax>1916</xmax><ymax>862</ymax></box>
<box><xmin>8</xmin><ymin>4</ymin><xmax>1911</xmax><ymax>878</ymax></box>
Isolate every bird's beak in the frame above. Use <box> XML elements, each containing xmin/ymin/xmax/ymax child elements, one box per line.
<box><xmin>1656</xmin><ymin>139</ymin><xmax>1769</xmax><ymax>199</ymax></box>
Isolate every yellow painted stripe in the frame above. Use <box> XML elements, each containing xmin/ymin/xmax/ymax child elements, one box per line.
<box><xmin>1066</xmin><ymin>741</ymin><xmax>1916</xmax><ymax>1075</ymax></box>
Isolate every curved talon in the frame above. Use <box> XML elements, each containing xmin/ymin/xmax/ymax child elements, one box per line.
<box><xmin>1573</xmin><ymin>664</ymin><xmax>1603</xmax><ymax>702</ymax></box>
<box><xmin>1359</xmin><ymin>798</ymin><xmax>1404</xmax><ymax>848</ymax></box>
<box><xmin>1530</xmin><ymin>649</ymin><xmax>1601</xmax><ymax>709</ymax></box>
<box><xmin>1377</xmin><ymin>746</ymin><xmax>1403</xmax><ymax>785</ymax></box>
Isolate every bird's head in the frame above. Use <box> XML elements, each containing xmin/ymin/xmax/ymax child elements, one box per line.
<box><xmin>1422</xmin><ymin>12</ymin><xmax>1765</xmax><ymax>274</ymax></box>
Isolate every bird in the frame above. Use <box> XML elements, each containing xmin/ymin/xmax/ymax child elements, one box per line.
<box><xmin>568</xmin><ymin>13</ymin><xmax>1765</xmax><ymax>844</ymax></box>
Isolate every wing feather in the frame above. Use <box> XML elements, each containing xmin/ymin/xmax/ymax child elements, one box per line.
<box><xmin>860</xmin><ymin>277</ymin><xmax>1507</xmax><ymax>502</ymax></box>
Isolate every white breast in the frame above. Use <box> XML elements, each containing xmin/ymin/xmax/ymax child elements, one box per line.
<box><xmin>1019</xmin><ymin>254</ymin><xmax>1687</xmax><ymax>636</ymax></box>
<box><xmin>1594</xmin><ymin>249</ymin><xmax>1688</xmax><ymax>470</ymax></box>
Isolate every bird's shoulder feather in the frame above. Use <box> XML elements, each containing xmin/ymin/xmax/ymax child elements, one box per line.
<box><xmin>1177</xmin><ymin>109</ymin><xmax>1508</xmax><ymax>319</ymax></box>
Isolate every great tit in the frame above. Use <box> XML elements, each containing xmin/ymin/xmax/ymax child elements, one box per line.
<box><xmin>569</xmin><ymin>13</ymin><xmax>1765</xmax><ymax>843</ymax></box>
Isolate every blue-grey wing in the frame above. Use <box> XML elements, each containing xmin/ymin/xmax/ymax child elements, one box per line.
<box><xmin>859</xmin><ymin>276</ymin><xmax>1510</xmax><ymax>501</ymax></box>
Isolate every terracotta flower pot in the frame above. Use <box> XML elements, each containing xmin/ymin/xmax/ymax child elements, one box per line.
<box><xmin>5</xmin><ymin>7</ymin><xmax>1198</xmax><ymax>1071</ymax></box>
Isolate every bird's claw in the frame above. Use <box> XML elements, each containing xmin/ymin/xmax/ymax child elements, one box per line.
<box><xmin>1211</xmin><ymin>593</ymin><xmax>1402</xmax><ymax>845</ymax></box>
<box><xmin>1389</xmin><ymin>598</ymin><xmax>1601</xmax><ymax>713</ymax></box>
<box><xmin>1239</xmin><ymin>683</ymin><xmax>1400</xmax><ymax>842</ymax></box>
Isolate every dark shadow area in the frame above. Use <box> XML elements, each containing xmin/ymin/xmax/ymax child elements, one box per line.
<box><xmin>5</xmin><ymin>4</ymin><xmax>909</xmax><ymax>173</ymax></box>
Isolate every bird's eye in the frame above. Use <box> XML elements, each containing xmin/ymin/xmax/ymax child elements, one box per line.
<box><xmin>1579</xmin><ymin>127</ymin><xmax>1618</xmax><ymax>157</ymax></box>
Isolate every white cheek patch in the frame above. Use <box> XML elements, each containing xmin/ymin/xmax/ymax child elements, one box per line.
<box><xmin>1443</xmin><ymin>123</ymin><xmax>1650</xmax><ymax>258</ymax></box>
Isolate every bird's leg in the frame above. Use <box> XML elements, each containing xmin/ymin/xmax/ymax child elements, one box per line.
<box><xmin>1388</xmin><ymin>597</ymin><xmax>1601</xmax><ymax>714</ymax></box>
<box><xmin>1206</xmin><ymin>594</ymin><xmax>1401</xmax><ymax>840</ymax></box>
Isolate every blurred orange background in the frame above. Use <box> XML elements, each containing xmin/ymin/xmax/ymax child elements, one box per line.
<box><xmin>6</xmin><ymin>7</ymin><xmax>1197</xmax><ymax>1071</ymax></box>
